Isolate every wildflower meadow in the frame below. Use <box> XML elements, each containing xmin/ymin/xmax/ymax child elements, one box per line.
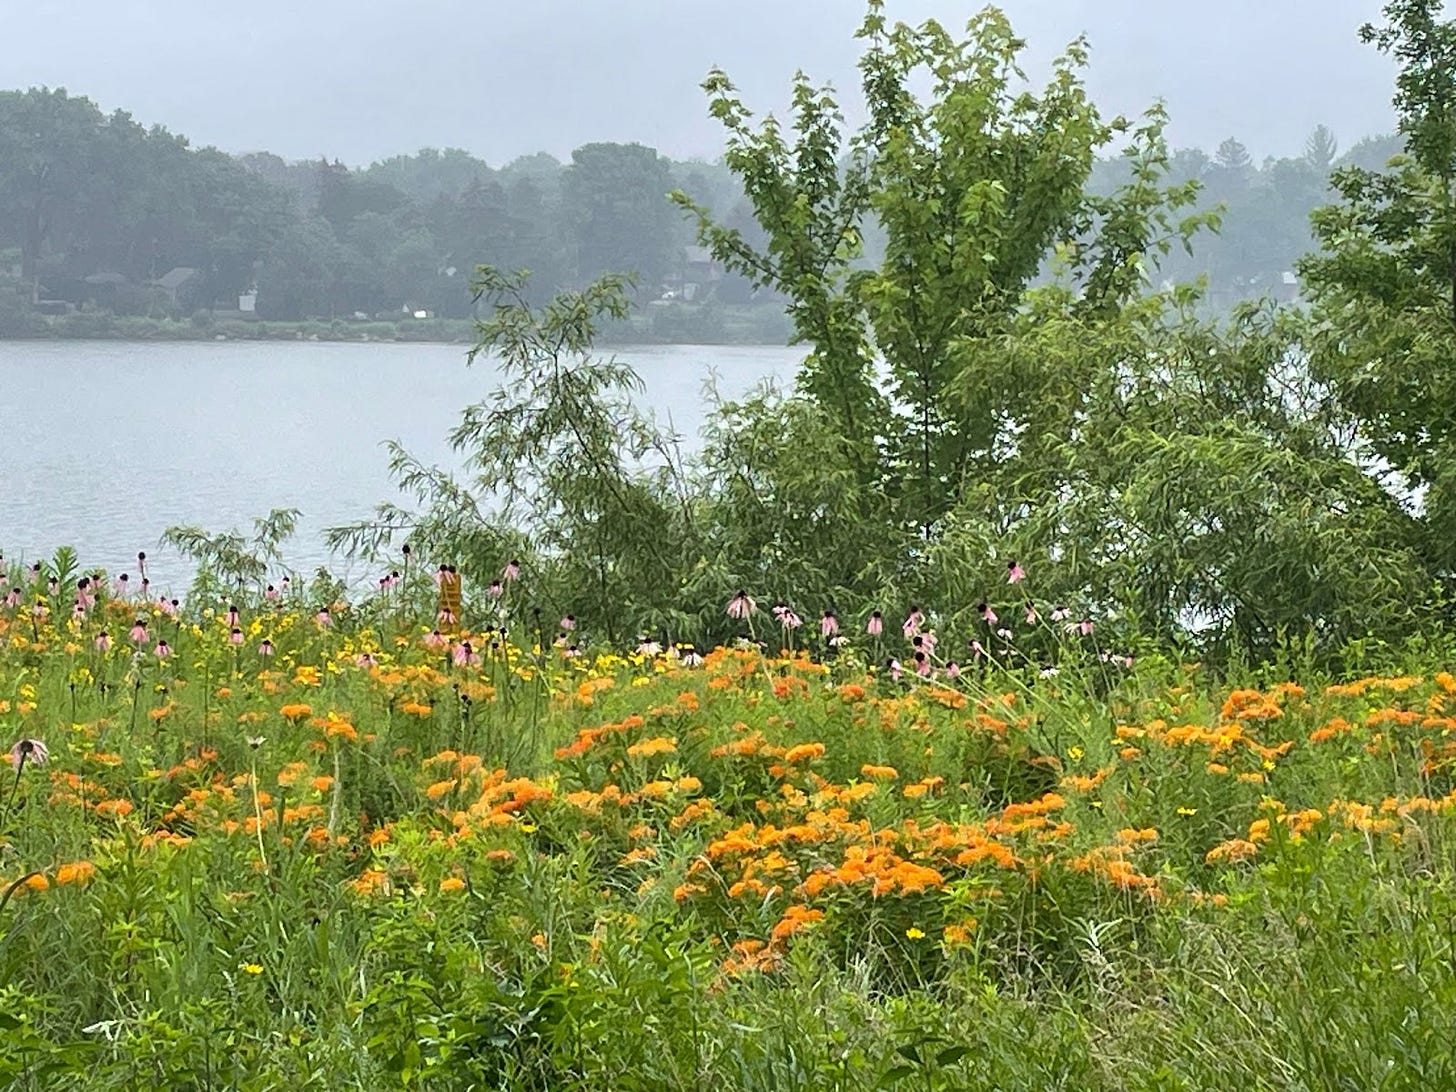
<box><xmin>10</xmin><ymin>1</ymin><xmax>1456</xmax><ymax>1086</ymax></box>
<box><xmin>0</xmin><ymin>548</ymin><xmax>1453</xmax><ymax>1089</ymax></box>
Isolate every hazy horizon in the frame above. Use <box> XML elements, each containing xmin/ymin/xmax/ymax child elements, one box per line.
<box><xmin>0</xmin><ymin>1</ymin><xmax>1398</xmax><ymax>168</ymax></box>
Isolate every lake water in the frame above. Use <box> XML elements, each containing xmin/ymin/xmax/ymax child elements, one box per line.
<box><xmin>0</xmin><ymin>340</ymin><xmax>803</xmax><ymax>591</ymax></box>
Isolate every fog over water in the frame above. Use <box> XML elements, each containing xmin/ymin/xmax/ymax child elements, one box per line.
<box><xmin>0</xmin><ymin>1</ymin><xmax>1395</xmax><ymax>166</ymax></box>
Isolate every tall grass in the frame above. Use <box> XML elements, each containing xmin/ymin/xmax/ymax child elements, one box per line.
<box><xmin>0</xmin><ymin>563</ymin><xmax>1452</xmax><ymax>1088</ymax></box>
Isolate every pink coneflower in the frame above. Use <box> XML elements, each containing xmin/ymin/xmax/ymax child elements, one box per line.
<box><xmin>2</xmin><ymin>588</ymin><xmax>18</xmax><ymax>610</ymax></box>
<box><xmin>438</xmin><ymin>608</ymin><xmax>457</xmax><ymax>627</ymax></box>
<box><xmin>226</xmin><ymin>606</ymin><xmax>240</xmax><ymax>627</ymax></box>
<box><xmin>433</xmin><ymin>565</ymin><xmax>447</xmax><ymax>587</ymax></box>
<box><xmin>265</xmin><ymin>584</ymin><xmax>279</xmax><ymax>602</ymax></box>
<box><xmin>914</xmin><ymin>651</ymin><xmax>931</xmax><ymax>677</ymax></box>
<box><xmin>8</xmin><ymin>738</ymin><xmax>48</xmax><ymax>773</ymax></box>
<box><xmin>315</xmin><ymin>608</ymin><xmax>332</xmax><ymax>628</ymax></box>
<box><xmin>129</xmin><ymin>619</ymin><xmax>148</xmax><ymax>645</ymax></box>
<box><xmin>94</xmin><ymin>632</ymin><xmax>111</xmax><ymax>653</ymax></box>
<box><xmin>945</xmin><ymin>661</ymin><xmax>961</xmax><ymax>679</ymax></box>
<box><xmin>970</xmin><ymin>639</ymin><xmax>988</xmax><ymax>660</ymax></box>
<box><xmin>72</xmin><ymin>602</ymin><xmax>87</xmax><ymax>621</ymax></box>
<box><xmin>115</xmin><ymin>573</ymin><xmax>129</xmax><ymax>596</ymax></box>
<box><xmin>140</xmin><ymin>578</ymin><xmax>150</xmax><ymax>597</ymax></box>
<box><xmin>503</xmin><ymin>560</ymin><xmax>521</xmax><ymax>582</ymax></box>
<box><xmin>47</xmin><ymin>577</ymin><xmax>58</xmax><ymax>598</ymax></box>
<box><xmin>820</xmin><ymin>610</ymin><xmax>839</xmax><ymax>638</ymax></box>
<box><xmin>680</xmin><ymin>649</ymin><xmax>704</xmax><ymax>667</ymax></box>
<box><xmin>560</xmin><ymin>615</ymin><xmax>576</xmax><ymax>631</ymax></box>
<box><xmin>726</xmin><ymin>590</ymin><xmax>755</xmax><ymax>620</ymax></box>
<box><xmin>487</xmin><ymin>581</ymin><xmax>503</xmax><ymax>600</ymax></box>
<box><xmin>1007</xmin><ymin>560</ymin><xmax>1026</xmax><ymax>584</ymax></box>
<box><xmin>159</xmin><ymin>598</ymin><xmax>178</xmax><ymax>619</ymax></box>
<box><xmin>229</xmin><ymin>628</ymin><xmax>244</xmax><ymax>646</ymax></box>
<box><xmin>1078</xmin><ymin>619</ymin><xmax>1094</xmax><ymax>636</ymax></box>
<box><xmin>866</xmin><ymin>610</ymin><xmax>883</xmax><ymax>637</ymax></box>
<box><xmin>137</xmin><ymin>551</ymin><xmax>147</xmax><ymax>579</ymax></box>
<box><xmin>1025</xmin><ymin>603</ymin><xmax>1038</xmax><ymax>625</ymax></box>
<box><xmin>31</xmin><ymin>600</ymin><xmax>48</xmax><ymax>620</ymax></box>
<box><xmin>1050</xmin><ymin>606</ymin><xmax>1070</xmax><ymax>622</ymax></box>
<box><xmin>903</xmin><ymin>607</ymin><xmax>924</xmax><ymax>638</ymax></box>
<box><xmin>423</xmin><ymin>630</ymin><xmax>448</xmax><ymax>651</ymax></box>
<box><xmin>355</xmin><ymin>652</ymin><xmax>378</xmax><ymax>668</ymax></box>
<box><xmin>978</xmin><ymin>602</ymin><xmax>998</xmax><ymax>626</ymax></box>
<box><xmin>452</xmin><ymin>642</ymin><xmax>480</xmax><ymax>667</ymax></box>
<box><xmin>258</xmin><ymin>639</ymin><xmax>275</xmax><ymax>657</ymax></box>
<box><xmin>637</xmin><ymin>639</ymin><xmax>663</xmax><ymax>656</ymax></box>
<box><xmin>920</xmin><ymin>631</ymin><xmax>938</xmax><ymax>655</ymax></box>
<box><xmin>773</xmin><ymin>604</ymin><xmax>802</xmax><ymax>630</ymax></box>
<box><xmin>996</xmin><ymin>628</ymin><xmax>1013</xmax><ymax>642</ymax></box>
<box><xmin>889</xmin><ymin>658</ymin><xmax>903</xmax><ymax>682</ymax></box>
<box><xmin>154</xmin><ymin>640</ymin><xmax>172</xmax><ymax>660</ymax></box>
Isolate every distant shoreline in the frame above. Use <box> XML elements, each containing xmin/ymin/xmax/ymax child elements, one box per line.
<box><xmin>0</xmin><ymin>306</ymin><xmax>795</xmax><ymax>348</ymax></box>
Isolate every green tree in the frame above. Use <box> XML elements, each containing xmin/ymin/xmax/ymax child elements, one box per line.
<box><xmin>564</xmin><ymin>143</ymin><xmax>677</xmax><ymax>287</ymax></box>
<box><xmin>1300</xmin><ymin>0</ymin><xmax>1456</xmax><ymax>582</ymax></box>
<box><xmin>677</xmin><ymin>2</ymin><xmax>1209</xmax><ymax>552</ymax></box>
<box><xmin>0</xmin><ymin>89</ymin><xmax>104</xmax><ymax>279</ymax></box>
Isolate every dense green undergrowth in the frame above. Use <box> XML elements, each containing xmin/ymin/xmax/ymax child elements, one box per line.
<box><xmin>0</xmin><ymin>564</ymin><xmax>1453</xmax><ymax>1089</ymax></box>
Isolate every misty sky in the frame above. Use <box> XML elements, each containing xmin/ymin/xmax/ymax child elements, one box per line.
<box><xmin>2</xmin><ymin>1</ymin><xmax>1397</xmax><ymax>167</ymax></box>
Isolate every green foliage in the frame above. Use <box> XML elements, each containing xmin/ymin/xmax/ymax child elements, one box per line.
<box><xmin>1301</xmin><ymin>0</ymin><xmax>1456</xmax><ymax>589</ymax></box>
<box><xmin>162</xmin><ymin>508</ymin><xmax>300</xmax><ymax>598</ymax></box>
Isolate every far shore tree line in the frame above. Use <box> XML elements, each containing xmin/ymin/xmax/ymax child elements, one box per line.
<box><xmin>0</xmin><ymin>80</ymin><xmax>1408</xmax><ymax>341</ymax></box>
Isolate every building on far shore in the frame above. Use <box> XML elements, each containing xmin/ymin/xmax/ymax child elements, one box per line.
<box><xmin>150</xmin><ymin>267</ymin><xmax>200</xmax><ymax>310</ymax></box>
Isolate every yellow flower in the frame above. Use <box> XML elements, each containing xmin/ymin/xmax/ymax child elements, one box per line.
<box><xmin>240</xmin><ymin>963</ymin><xmax>263</xmax><ymax>975</ymax></box>
<box><xmin>905</xmin><ymin>927</ymin><xmax>925</xmax><ymax>940</ymax></box>
<box><xmin>1176</xmin><ymin>806</ymin><xmax>1198</xmax><ymax>816</ymax></box>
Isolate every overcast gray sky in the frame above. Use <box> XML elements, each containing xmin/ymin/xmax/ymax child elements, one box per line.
<box><xmin>2</xmin><ymin>1</ymin><xmax>1397</xmax><ymax>166</ymax></box>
